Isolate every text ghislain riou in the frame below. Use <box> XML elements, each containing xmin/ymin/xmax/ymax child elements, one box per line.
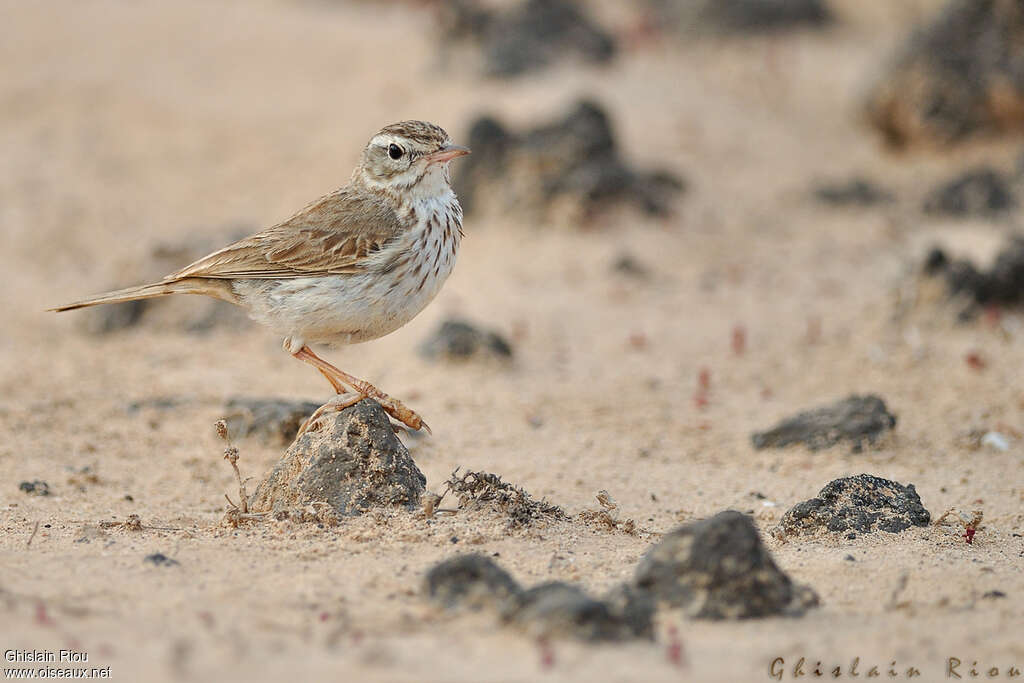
<box><xmin>5</xmin><ymin>650</ymin><xmax>88</xmax><ymax>663</ymax></box>
<box><xmin>770</xmin><ymin>657</ymin><xmax>1022</xmax><ymax>679</ymax></box>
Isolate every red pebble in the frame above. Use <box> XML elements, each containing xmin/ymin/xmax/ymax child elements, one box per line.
<box><xmin>538</xmin><ymin>638</ymin><xmax>555</xmax><ymax>670</ymax></box>
<box><xmin>34</xmin><ymin>602</ymin><xmax>53</xmax><ymax>626</ymax></box>
<box><xmin>731</xmin><ymin>326</ymin><xmax>746</xmax><ymax>356</ymax></box>
<box><xmin>693</xmin><ymin>367</ymin><xmax>711</xmax><ymax>410</ymax></box>
<box><xmin>964</xmin><ymin>527</ymin><xmax>976</xmax><ymax>544</ymax></box>
<box><xmin>805</xmin><ymin>317</ymin><xmax>822</xmax><ymax>345</ymax></box>
<box><xmin>983</xmin><ymin>305</ymin><xmax>1002</xmax><ymax>327</ymax></box>
<box><xmin>666</xmin><ymin>626</ymin><xmax>686</xmax><ymax>668</ymax></box>
<box><xmin>965</xmin><ymin>352</ymin><xmax>986</xmax><ymax>371</ymax></box>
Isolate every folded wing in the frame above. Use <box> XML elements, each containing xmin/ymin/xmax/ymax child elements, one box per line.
<box><xmin>169</xmin><ymin>189</ymin><xmax>404</xmax><ymax>280</ymax></box>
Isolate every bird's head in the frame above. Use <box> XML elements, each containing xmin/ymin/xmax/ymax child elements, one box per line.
<box><xmin>356</xmin><ymin>120</ymin><xmax>470</xmax><ymax>199</ymax></box>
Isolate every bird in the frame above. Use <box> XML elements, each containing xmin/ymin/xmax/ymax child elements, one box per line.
<box><xmin>50</xmin><ymin>120</ymin><xmax>471</xmax><ymax>436</ymax></box>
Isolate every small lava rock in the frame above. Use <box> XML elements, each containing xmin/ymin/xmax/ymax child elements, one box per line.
<box><xmin>634</xmin><ymin>510</ymin><xmax>819</xmax><ymax>619</ymax></box>
<box><xmin>18</xmin><ymin>481</ymin><xmax>51</xmax><ymax>496</ymax></box>
<box><xmin>503</xmin><ymin>581</ymin><xmax>652</xmax><ymax>642</ymax></box>
<box><xmin>648</xmin><ymin>0</ymin><xmax>831</xmax><ymax>34</ymax></box>
<box><xmin>812</xmin><ymin>177</ymin><xmax>894</xmax><ymax>207</ymax></box>
<box><xmin>144</xmin><ymin>553</ymin><xmax>180</xmax><ymax>567</ymax></box>
<box><xmin>78</xmin><ymin>300</ymin><xmax>148</xmax><ymax>335</ymax></box>
<box><xmin>424</xmin><ymin>555</ymin><xmax>652</xmax><ymax>641</ymax></box>
<box><xmin>774</xmin><ymin>474</ymin><xmax>931</xmax><ymax>538</ymax></box>
<box><xmin>248</xmin><ymin>399</ymin><xmax>426</xmax><ymax>518</ymax></box>
<box><xmin>611</xmin><ymin>252</ymin><xmax>651</xmax><ymax>278</ymax></box>
<box><xmin>751</xmin><ymin>394</ymin><xmax>897</xmax><ymax>453</ymax></box>
<box><xmin>923</xmin><ymin>168</ymin><xmax>1016</xmax><ymax>216</ymax></box>
<box><xmin>454</xmin><ymin>100</ymin><xmax>684</xmax><ymax>220</ymax></box>
<box><xmin>924</xmin><ymin>237</ymin><xmax>1024</xmax><ymax>312</ymax></box>
<box><xmin>425</xmin><ymin>554</ymin><xmax>523</xmax><ymax>611</ymax></box>
<box><xmin>439</xmin><ymin>0</ymin><xmax>616</xmax><ymax>78</ymax></box>
<box><xmin>419</xmin><ymin>318</ymin><xmax>513</xmax><ymax>362</ymax></box>
<box><xmin>600</xmin><ymin>583</ymin><xmax>656</xmax><ymax>640</ymax></box>
<box><xmin>223</xmin><ymin>397</ymin><xmax>321</xmax><ymax>446</ymax></box>
<box><xmin>866</xmin><ymin>0</ymin><xmax>1024</xmax><ymax>147</ymax></box>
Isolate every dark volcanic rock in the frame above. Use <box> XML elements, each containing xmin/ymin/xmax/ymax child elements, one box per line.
<box><xmin>611</xmin><ymin>252</ymin><xmax>651</xmax><ymax>278</ymax></box>
<box><xmin>424</xmin><ymin>555</ymin><xmax>652</xmax><ymax>641</ymax></box>
<box><xmin>78</xmin><ymin>300</ymin><xmax>148</xmax><ymax>335</ymax></box>
<box><xmin>248</xmin><ymin>399</ymin><xmax>425</xmax><ymax>517</ymax></box>
<box><xmin>425</xmin><ymin>554</ymin><xmax>523</xmax><ymax>611</ymax></box>
<box><xmin>924</xmin><ymin>237</ymin><xmax>1024</xmax><ymax>312</ymax></box>
<box><xmin>923</xmin><ymin>168</ymin><xmax>1016</xmax><ymax>217</ymax></box>
<box><xmin>649</xmin><ymin>0</ymin><xmax>831</xmax><ymax>34</ymax></box>
<box><xmin>503</xmin><ymin>582</ymin><xmax>653</xmax><ymax>641</ymax></box>
<box><xmin>144</xmin><ymin>553</ymin><xmax>180</xmax><ymax>567</ymax></box>
<box><xmin>440</xmin><ymin>0</ymin><xmax>615</xmax><ymax>78</ymax></box>
<box><xmin>18</xmin><ymin>480</ymin><xmax>50</xmax><ymax>496</ymax></box>
<box><xmin>223</xmin><ymin>397</ymin><xmax>321</xmax><ymax>446</ymax></box>
<box><xmin>600</xmin><ymin>583</ymin><xmax>656</xmax><ymax>640</ymax></box>
<box><xmin>419</xmin><ymin>319</ymin><xmax>513</xmax><ymax>362</ymax></box>
<box><xmin>774</xmin><ymin>474</ymin><xmax>931</xmax><ymax>538</ymax></box>
<box><xmin>455</xmin><ymin>101</ymin><xmax>684</xmax><ymax>220</ymax></box>
<box><xmin>751</xmin><ymin>394</ymin><xmax>897</xmax><ymax>453</ymax></box>
<box><xmin>812</xmin><ymin>178</ymin><xmax>894</xmax><ymax>207</ymax></box>
<box><xmin>866</xmin><ymin>0</ymin><xmax>1024</xmax><ymax>148</ymax></box>
<box><xmin>634</xmin><ymin>511</ymin><xmax>818</xmax><ymax>619</ymax></box>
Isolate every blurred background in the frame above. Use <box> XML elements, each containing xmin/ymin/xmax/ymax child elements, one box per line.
<box><xmin>4</xmin><ymin>1</ymin><xmax>1024</xmax><ymax>680</ymax></box>
<box><xmin>7</xmin><ymin>0</ymin><xmax>1024</xmax><ymax>510</ymax></box>
<box><xmin>6</xmin><ymin>0</ymin><xmax>1024</xmax><ymax>497</ymax></box>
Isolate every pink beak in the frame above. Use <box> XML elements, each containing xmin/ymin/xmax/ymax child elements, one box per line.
<box><xmin>424</xmin><ymin>144</ymin><xmax>471</xmax><ymax>164</ymax></box>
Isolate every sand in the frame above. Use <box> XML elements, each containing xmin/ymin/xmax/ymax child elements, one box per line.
<box><xmin>2</xmin><ymin>1</ymin><xmax>1022</xmax><ymax>681</ymax></box>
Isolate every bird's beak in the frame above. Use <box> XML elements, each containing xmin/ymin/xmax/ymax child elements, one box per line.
<box><xmin>424</xmin><ymin>144</ymin><xmax>471</xmax><ymax>164</ymax></box>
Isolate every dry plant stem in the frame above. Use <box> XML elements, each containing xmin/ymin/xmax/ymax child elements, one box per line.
<box><xmin>888</xmin><ymin>572</ymin><xmax>910</xmax><ymax>609</ymax></box>
<box><xmin>216</xmin><ymin>419</ymin><xmax>250</xmax><ymax>513</ymax></box>
<box><xmin>99</xmin><ymin>519</ymin><xmax>180</xmax><ymax>531</ymax></box>
<box><xmin>225</xmin><ymin>452</ymin><xmax>249</xmax><ymax>514</ymax></box>
<box><xmin>26</xmin><ymin>521</ymin><xmax>40</xmax><ymax>548</ymax></box>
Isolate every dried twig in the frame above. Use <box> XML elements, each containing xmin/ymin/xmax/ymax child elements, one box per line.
<box><xmin>216</xmin><ymin>419</ymin><xmax>250</xmax><ymax>514</ymax></box>
<box><xmin>443</xmin><ymin>467</ymin><xmax>566</xmax><ymax>527</ymax></box>
<box><xmin>99</xmin><ymin>514</ymin><xmax>181</xmax><ymax>531</ymax></box>
<box><xmin>26</xmin><ymin>521</ymin><xmax>40</xmax><ymax>548</ymax></box>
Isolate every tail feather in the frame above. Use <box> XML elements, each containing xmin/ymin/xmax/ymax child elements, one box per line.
<box><xmin>49</xmin><ymin>279</ymin><xmax>235</xmax><ymax>312</ymax></box>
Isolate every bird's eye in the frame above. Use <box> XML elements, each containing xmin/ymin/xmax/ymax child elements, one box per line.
<box><xmin>388</xmin><ymin>143</ymin><xmax>404</xmax><ymax>160</ymax></box>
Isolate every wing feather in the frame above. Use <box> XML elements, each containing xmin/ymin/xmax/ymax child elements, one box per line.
<box><xmin>168</xmin><ymin>189</ymin><xmax>404</xmax><ymax>281</ymax></box>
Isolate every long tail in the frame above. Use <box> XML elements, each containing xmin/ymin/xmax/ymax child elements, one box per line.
<box><xmin>49</xmin><ymin>278</ymin><xmax>236</xmax><ymax>312</ymax></box>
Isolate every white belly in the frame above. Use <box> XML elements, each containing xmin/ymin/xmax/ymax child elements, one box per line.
<box><xmin>234</xmin><ymin>199</ymin><xmax>461</xmax><ymax>347</ymax></box>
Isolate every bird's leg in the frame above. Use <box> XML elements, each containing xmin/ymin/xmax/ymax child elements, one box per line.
<box><xmin>289</xmin><ymin>344</ymin><xmax>430</xmax><ymax>434</ymax></box>
<box><xmin>315</xmin><ymin>367</ymin><xmax>346</xmax><ymax>394</ymax></box>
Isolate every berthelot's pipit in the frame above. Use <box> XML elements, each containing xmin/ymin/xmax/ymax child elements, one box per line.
<box><xmin>51</xmin><ymin>120</ymin><xmax>470</xmax><ymax>435</ymax></box>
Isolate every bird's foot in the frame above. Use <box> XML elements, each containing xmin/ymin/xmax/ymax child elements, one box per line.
<box><xmin>295</xmin><ymin>393</ymin><xmax>365</xmax><ymax>439</ymax></box>
<box><xmin>295</xmin><ymin>391</ymin><xmax>431</xmax><ymax>439</ymax></box>
<box><xmin>333</xmin><ymin>374</ymin><xmax>430</xmax><ymax>434</ymax></box>
<box><xmin>375</xmin><ymin>393</ymin><xmax>431</xmax><ymax>435</ymax></box>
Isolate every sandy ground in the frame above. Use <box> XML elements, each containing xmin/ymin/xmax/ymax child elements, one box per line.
<box><xmin>2</xmin><ymin>1</ymin><xmax>1023</xmax><ymax>681</ymax></box>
